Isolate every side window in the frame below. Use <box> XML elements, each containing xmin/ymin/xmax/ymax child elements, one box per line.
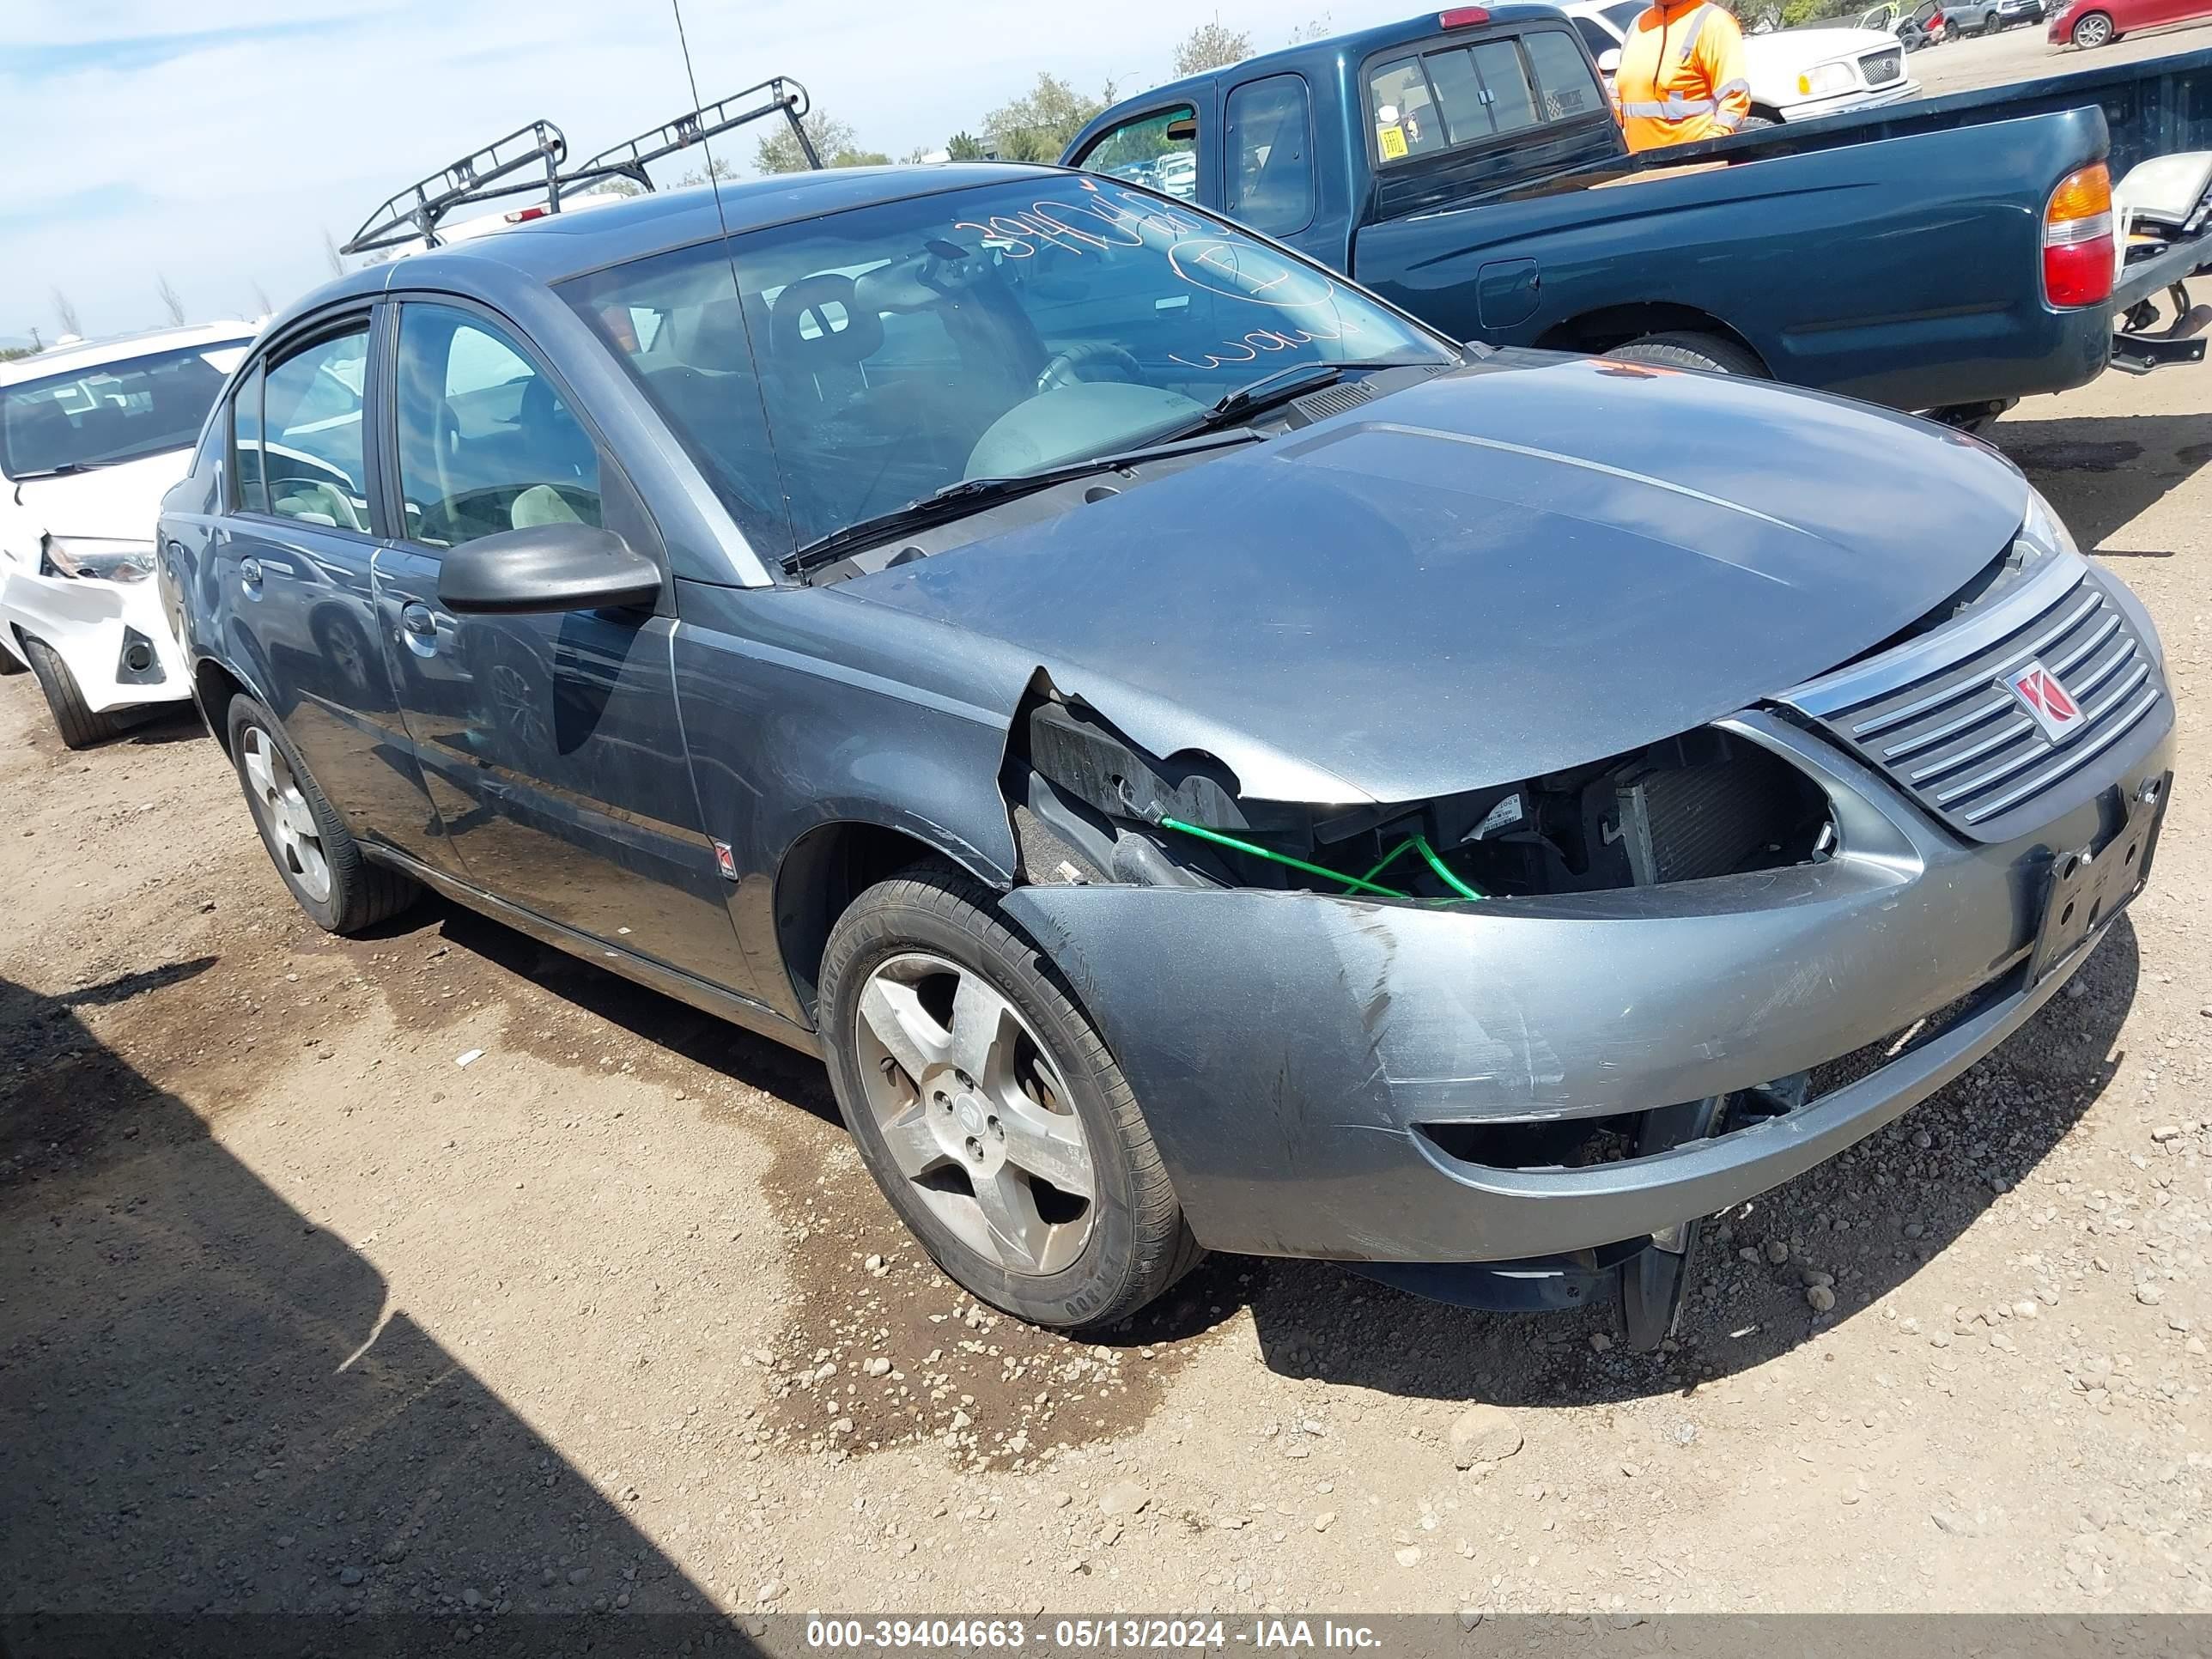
<box><xmin>1074</xmin><ymin>105</ymin><xmax>1198</xmax><ymax>198</ymax></box>
<box><xmin>394</xmin><ymin>304</ymin><xmax>601</xmax><ymax>550</ymax></box>
<box><xmin>1524</xmin><ymin>29</ymin><xmax>1606</xmax><ymax>120</ymax></box>
<box><xmin>260</xmin><ymin>329</ymin><xmax>371</xmax><ymax>532</ymax></box>
<box><xmin>1224</xmin><ymin>76</ymin><xmax>1316</xmax><ymax>237</ymax></box>
<box><xmin>229</xmin><ymin>366</ymin><xmax>265</xmax><ymax>515</ymax></box>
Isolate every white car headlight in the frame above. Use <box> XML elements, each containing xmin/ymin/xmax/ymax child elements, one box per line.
<box><xmin>42</xmin><ymin>536</ymin><xmax>155</xmax><ymax>584</ymax></box>
<box><xmin>1797</xmin><ymin>62</ymin><xmax>1857</xmax><ymax>96</ymax></box>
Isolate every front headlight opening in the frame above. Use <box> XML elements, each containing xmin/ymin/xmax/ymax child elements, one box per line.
<box><xmin>2017</xmin><ymin>486</ymin><xmax>2081</xmax><ymax>566</ymax></box>
<box><xmin>42</xmin><ymin>537</ymin><xmax>155</xmax><ymax>584</ymax></box>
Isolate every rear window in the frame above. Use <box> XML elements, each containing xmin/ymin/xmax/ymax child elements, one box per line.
<box><xmin>1366</xmin><ymin>27</ymin><xmax>1604</xmax><ymax>165</ymax></box>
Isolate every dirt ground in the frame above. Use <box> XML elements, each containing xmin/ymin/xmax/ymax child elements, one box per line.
<box><xmin>1909</xmin><ymin>13</ymin><xmax>2211</xmax><ymax>97</ymax></box>
<box><xmin>2</xmin><ymin>350</ymin><xmax>2208</xmax><ymax>1639</ymax></box>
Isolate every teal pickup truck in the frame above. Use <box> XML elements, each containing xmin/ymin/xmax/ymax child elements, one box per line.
<box><xmin>1067</xmin><ymin>9</ymin><xmax>2212</xmax><ymax>422</ymax></box>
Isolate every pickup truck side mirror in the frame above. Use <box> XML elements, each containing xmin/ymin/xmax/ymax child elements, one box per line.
<box><xmin>1597</xmin><ymin>48</ymin><xmax>1621</xmax><ymax>75</ymax></box>
<box><xmin>437</xmin><ymin>521</ymin><xmax>662</xmax><ymax>616</ymax></box>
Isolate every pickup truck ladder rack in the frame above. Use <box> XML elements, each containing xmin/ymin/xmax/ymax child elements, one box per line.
<box><xmin>340</xmin><ymin>76</ymin><xmax>820</xmax><ymax>257</ymax></box>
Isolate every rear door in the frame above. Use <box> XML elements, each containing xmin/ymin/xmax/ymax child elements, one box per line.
<box><xmin>221</xmin><ymin>311</ymin><xmax>446</xmax><ymax>864</ymax></box>
<box><xmin>374</xmin><ymin>295</ymin><xmax>752</xmax><ymax>992</ymax></box>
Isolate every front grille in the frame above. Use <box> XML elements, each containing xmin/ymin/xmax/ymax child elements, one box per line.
<box><xmin>1861</xmin><ymin>48</ymin><xmax>1904</xmax><ymax>84</ymax></box>
<box><xmin>1787</xmin><ymin>561</ymin><xmax>2162</xmax><ymax>840</ymax></box>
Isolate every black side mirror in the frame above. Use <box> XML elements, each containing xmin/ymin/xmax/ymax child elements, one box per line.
<box><xmin>436</xmin><ymin>523</ymin><xmax>662</xmax><ymax>616</ymax></box>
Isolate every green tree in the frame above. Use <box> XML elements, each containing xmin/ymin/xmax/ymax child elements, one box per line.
<box><xmin>1173</xmin><ymin>19</ymin><xmax>1253</xmax><ymax>75</ymax></box>
<box><xmin>945</xmin><ymin>130</ymin><xmax>988</xmax><ymax>161</ymax></box>
<box><xmin>755</xmin><ymin>110</ymin><xmax>890</xmax><ymax>174</ymax></box>
<box><xmin>983</xmin><ymin>73</ymin><xmax>1108</xmax><ymax>163</ymax></box>
<box><xmin>1287</xmin><ymin>12</ymin><xmax>1335</xmax><ymax>45</ymax></box>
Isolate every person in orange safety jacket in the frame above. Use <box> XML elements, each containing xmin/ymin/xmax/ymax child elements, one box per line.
<box><xmin>1611</xmin><ymin>0</ymin><xmax>1753</xmax><ymax>154</ymax></box>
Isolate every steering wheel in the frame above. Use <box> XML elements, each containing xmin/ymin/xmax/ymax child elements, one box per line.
<box><xmin>1036</xmin><ymin>343</ymin><xmax>1146</xmax><ymax>395</ymax></box>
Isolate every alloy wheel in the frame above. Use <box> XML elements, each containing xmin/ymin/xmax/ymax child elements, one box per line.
<box><xmin>240</xmin><ymin>725</ymin><xmax>331</xmax><ymax>903</ymax></box>
<box><xmin>2074</xmin><ymin>13</ymin><xmax>2111</xmax><ymax>43</ymax></box>
<box><xmin>853</xmin><ymin>951</ymin><xmax>1097</xmax><ymax>1276</ymax></box>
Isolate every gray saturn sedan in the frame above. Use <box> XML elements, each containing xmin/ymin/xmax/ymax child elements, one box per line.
<box><xmin>158</xmin><ymin>161</ymin><xmax>2172</xmax><ymax>1348</ymax></box>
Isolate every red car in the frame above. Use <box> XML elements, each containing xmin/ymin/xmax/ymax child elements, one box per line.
<box><xmin>2049</xmin><ymin>0</ymin><xmax>2212</xmax><ymax>46</ymax></box>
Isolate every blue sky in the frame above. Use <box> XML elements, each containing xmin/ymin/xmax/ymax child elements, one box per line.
<box><xmin>1</xmin><ymin>0</ymin><xmax>1414</xmax><ymax>343</ymax></box>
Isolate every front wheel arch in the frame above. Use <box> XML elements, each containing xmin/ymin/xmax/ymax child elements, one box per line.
<box><xmin>774</xmin><ymin>818</ymin><xmax>996</xmax><ymax>1024</ymax></box>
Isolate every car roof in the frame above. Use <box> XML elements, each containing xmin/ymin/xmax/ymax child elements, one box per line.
<box><xmin>0</xmin><ymin>319</ymin><xmax>261</xmax><ymax>386</ymax></box>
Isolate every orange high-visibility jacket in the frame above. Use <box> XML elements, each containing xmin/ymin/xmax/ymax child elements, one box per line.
<box><xmin>1612</xmin><ymin>0</ymin><xmax>1752</xmax><ymax>153</ymax></box>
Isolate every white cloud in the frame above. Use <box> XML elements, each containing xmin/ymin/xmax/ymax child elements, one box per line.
<box><xmin>2</xmin><ymin>0</ymin><xmax>1409</xmax><ymax>337</ymax></box>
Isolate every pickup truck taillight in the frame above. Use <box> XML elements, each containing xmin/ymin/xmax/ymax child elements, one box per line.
<box><xmin>2043</xmin><ymin>163</ymin><xmax>2114</xmax><ymax>308</ymax></box>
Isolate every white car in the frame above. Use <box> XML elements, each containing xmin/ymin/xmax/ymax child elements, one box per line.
<box><xmin>0</xmin><ymin>322</ymin><xmax>257</xmax><ymax>746</ymax></box>
<box><xmin>1565</xmin><ymin>1</ymin><xmax>1923</xmax><ymax>125</ymax></box>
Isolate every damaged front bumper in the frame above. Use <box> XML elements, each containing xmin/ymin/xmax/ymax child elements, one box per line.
<box><xmin>1003</xmin><ymin>705</ymin><xmax>2172</xmax><ymax>1266</ymax></box>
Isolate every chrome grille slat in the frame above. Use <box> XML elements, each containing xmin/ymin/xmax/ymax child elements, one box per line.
<box><xmin>1960</xmin><ymin>681</ymin><xmax>2160</xmax><ymax>824</ymax></box>
<box><xmin>1881</xmin><ymin>689</ymin><xmax>2013</xmax><ymax>761</ymax></box>
<box><xmin>1788</xmin><ymin>558</ymin><xmax>2164</xmax><ymax>838</ymax></box>
<box><xmin>1906</xmin><ymin>713</ymin><xmax>2036</xmax><ymax>786</ymax></box>
<box><xmin>1848</xmin><ymin>584</ymin><xmax>2100</xmax><ymax>739</ymax></box>
<box><xmin>2049</xmin><ymin>611</ymin><xmax>2120</xmax><ymax>677</ymax></box>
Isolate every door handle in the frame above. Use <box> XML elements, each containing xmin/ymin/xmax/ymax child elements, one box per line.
<box><xmin>240</xmin><ymin>556</ymin><xmax>264</xmax><ymax>588</ymax></box>
<box><xmin>399</xmin><ymin>601</ymin><xmax>438</xmax><ymax>656</ymax></box>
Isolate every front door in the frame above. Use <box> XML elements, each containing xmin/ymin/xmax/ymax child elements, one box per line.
<box><xmin>224</xmin><ymin>316</ymin><xmax>447</xmax><ymax>866</ymax></box>
<box><xmin>377</xmin><ymin>298</ymin><xmax>752</xmax><ymax>993</ymax></box>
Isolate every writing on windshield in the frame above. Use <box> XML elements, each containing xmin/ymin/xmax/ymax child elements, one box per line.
<box><xmin>954</xmin><ymin>181</ymin><xmax>1373</xmax><ymax>372</ymax></box>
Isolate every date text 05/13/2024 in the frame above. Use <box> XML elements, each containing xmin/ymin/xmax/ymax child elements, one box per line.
<box><xmin>804</xmin><ymin>1619</ymin><xmax>1385</xmax><ymax>1650</ymax></box>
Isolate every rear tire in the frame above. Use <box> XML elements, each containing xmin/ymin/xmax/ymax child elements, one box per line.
<box><xmin>225</xmin><ymin>692</ymin><xmax>419</xmax><ymax>934</ymax></box>
<box><xmin>21</xmin><ymin>635</ymin><xmax>125</xmax><ymax>750</ymax></box>
<box><xmin>817</xmin><ymin>866</ymin><xmax>1201</xmax><ymax>1331</ymax></box>
<box><xmin>2070</xmin><ymin>9</ymin><xmax>2112</xmax><ymax>44</ymax></box>
<box><xmin>1605</xmin><ymin>331</ymin><xmax>1769</xmax><ymax>378</ymax></box>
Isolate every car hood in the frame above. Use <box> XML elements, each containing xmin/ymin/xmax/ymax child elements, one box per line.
<box><xmin>4</xmin><ymin>447</ymin><xmax>191</xmax><ymax>550</ymax></box>
<box><xmin>846</xmin><ymin>352</ymin><xmax>2028</xmax><ymax>805</ymax></box>
<box><xmin>1747</xmin><ymin>25</ymin><xmax>1902</xmax><ymax>70</ymax></box>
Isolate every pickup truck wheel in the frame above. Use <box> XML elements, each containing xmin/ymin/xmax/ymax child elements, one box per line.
<box><xmin>21</xmin><ymin>635</ymin><xmax>125</xmax><ymax>750</ymax></box>
<box><xmin>2070</xmin><ymin>10</ymin><xmax>2112</xmax><ymax>44</ymax></box>
<box><xmin>818</xmin><ymin>866</ymin><xmax>1203</xmax><ymax>1332</ymax></box>
<box><xmin>1606</xmin><ymin>332</ymin><xmax>1768</xmax><ymax>378</ymax></box>
<box><xmin>225</xmin><ymin>693</ymin><xmax>419</xmax><ymax>934</ymax></box>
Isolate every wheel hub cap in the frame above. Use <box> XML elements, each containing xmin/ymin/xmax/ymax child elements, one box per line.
<box><xmin>240</xmin><ymin>726</ymin><xmax>331</xmax><ymax>904</ymax></box>
<box><xmin>853</xmin><ymin>951</ymin><xmax>1097</xmax><ymax>1278</ymax></box>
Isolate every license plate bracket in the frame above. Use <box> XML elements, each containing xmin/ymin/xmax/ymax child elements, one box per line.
<box><xmin>2029</xmin><ymin>774</ymin><xmax>2170</xmax><ymax>984</ymax></box>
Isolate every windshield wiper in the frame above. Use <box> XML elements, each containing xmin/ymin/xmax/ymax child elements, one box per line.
<box><xmin>10</xmin><ymin>459</ymin><xmax>121</xmax><ymax>480</ymax></box>
<box><xmin>782</xmin><ymin>427</ymin><xmax>1263</xmax><ymax>575</ymax></box>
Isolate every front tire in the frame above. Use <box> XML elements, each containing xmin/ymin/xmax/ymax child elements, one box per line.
<box><xmin>21</xmin><ymin>635</ymin><xmax>125</xmax><ymax>749</ymax></box>
<box><xmin>2070</xmin><ymin>9</ymin><xmax>2112</xmax><ymax>44</ymax></box>
<box><xmin>225</xmin><ymin>692</ymin><xmax>418</xmax><ymax>933</ymax></box>
<box><xmin>817</xmin><ymin>867</ymin><xmax>1201</xmax><ymax>1330</ymax></box>
<box><xmin>1605</xmin><ymin>331</ymin><xmax>1769</xmax><ymax>377</ymax></box>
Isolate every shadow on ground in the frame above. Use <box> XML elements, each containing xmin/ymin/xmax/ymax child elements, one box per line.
<box><xmin>365</xmin><ymin>877</ymin><xmax>2138</xmax><ymax>1418</ymax></box>
<box><xmin>1998</xmin><ymin>411</ymin><xmax>2212</xmax><ymax>553</ymax></box>
<box><xmin>0</xmin><ymin>966</ymin><xmax>757</xmax><ymax>1658</ymax></box>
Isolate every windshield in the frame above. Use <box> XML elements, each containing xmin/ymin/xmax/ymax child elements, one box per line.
<box><xmin>0</xmin><ymin>340</ymin><xmax>249</xmax><ymax>480</ymax></box>
<box><xmin>562</xmin><ymin>177</ymin><xmax>1451</xmax><ymax>552</ymax></box>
